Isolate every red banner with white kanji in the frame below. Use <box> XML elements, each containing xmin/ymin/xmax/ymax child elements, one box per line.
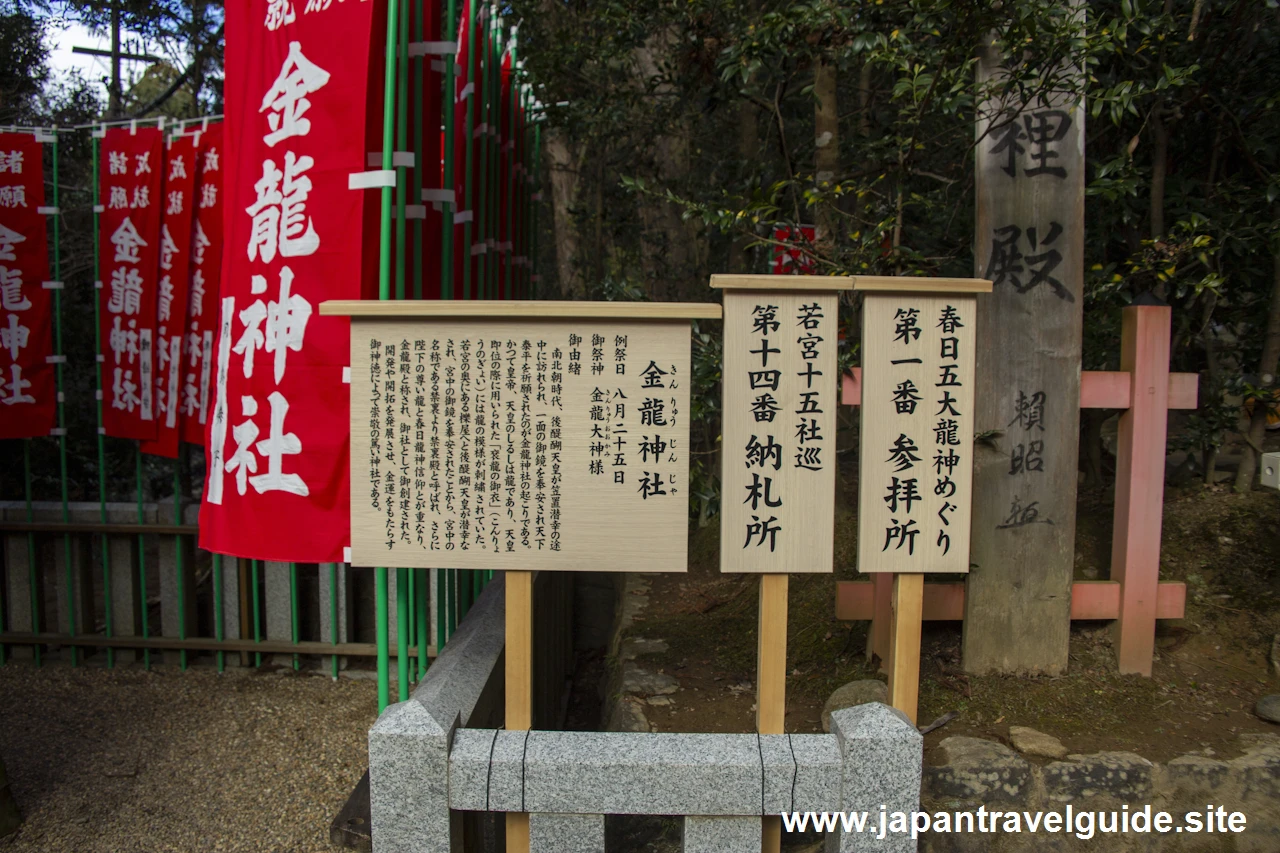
<box><xmin>0</xmin><ymin>133</ymin><xmax>55</xmax><ymax>435</ymax></box>
<box><xmin>142</xmin><ymin>134</ymin><xmax>198</xmax><ymax>458</ymax></box>
<box><xmin>99</xmin><ymin>127</ymin><xmax>164</xmax><ymax>439</ymax></box>
<box><xmin>180</xmin><ymin>123</ymin><xmax>224</xmax><ymax>446</ymax></box>
<box><xmin>200</xmin><ymin>0</ymin><xmax>379</xmax><ymax>562</ymax></box>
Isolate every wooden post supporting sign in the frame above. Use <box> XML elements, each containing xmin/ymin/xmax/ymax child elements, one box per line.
<box><xmin>854</xmin><ymin>276</ymin><xmax>991</xmax><ymax>724</ymax></box>
<box><xmin>711</xmin><ymin>274</ymin><xmax>849</xmax><ymax>853</ymax></box>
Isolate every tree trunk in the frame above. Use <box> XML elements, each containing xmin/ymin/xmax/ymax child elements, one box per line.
<box><xmin>728</xmin><ymin>99</ymin><xmax>759</xmax><ymax>274</ymax></box>
<box><xmin>546</xmin><ymin>128</ymin><xmax>586</xmax><ymax>299</ymax></box>
<box><xmin>814</xmin><ymin>57</ymin><xmax>839</xmax><ymax>254</ymax></box>
<box><xmin>1233</xmin><ymin>249</ymin><xmax>1280</xmax><ymax>491</ymax></box>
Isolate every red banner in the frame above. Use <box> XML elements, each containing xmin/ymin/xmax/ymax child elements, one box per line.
<box><xmin>99</xmin><ymin>127</ymin><xmax>164</xmax><ymax>439</ymax></box>
<box><xmin>451</xmin><ymin>0</ymin><xmax>474</xmax><ymax>300</ymax></box>
<box><xmin>771</xmin><ymin>224</ymin><xmax>818</xmax><ymax>275</ymax></box>
<box><xmin>181</xmin><ymin>123</ymin><xmax>225</xmax><ymax>445</ymax></box>
<box><xmin>142</xmin><ymin>134</ymin><xmax>198</xmax><ymax>458</ymax></box>
<box><xmin>0</xmin><ymin>133</ymin><xmax>55</xmax><ymax>435</ymax></box>
<box><xmin>200</xmin><ymin>0</ymin><xmax>378</xmax><ymax>562</ymax></box>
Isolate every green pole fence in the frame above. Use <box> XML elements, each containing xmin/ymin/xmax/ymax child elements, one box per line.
<box><xmin>49</xmin><ymin>132</ymin><xmax>76</xmax><ymax>668</ymax></box>
<box><xmin>22</xmin><ymin>443</ymin><xmax>38</xmax><ymax>667</ymax></box>
<box><xmin>416</xmin><ymin>567</ymin><xmax>429</xmax><ymax>678</ymax></box>
<box><xmin>173</xmin><ymin>463</ymin><xmax>186</xmax><ymax>670</ymax></box>
<box><xmin>213</xmin><ymin>553</ymin><xmax>225</xmax><ymax>672</ymax></box>
<box><xmin>412</xmin><ymin>0</ymin><xmax>424</xmax><ymax>302</ymax></box>
<box><xmin>290</xmin><ymin>561</ymin><xmax>299</xmax><ymax>671</ymax></box>
<box><xmin>441</xmin><ymin>0</ymin><xmax>457</xmax><ymax>301</ymax></box>
<box><xmin>375</xmin><ymin>0</ymin><xmax>401</xmax><ymax>715</ymax></box>
<box><xmin>532</xmin><ymin>121</ymin><xmax>541</xmax><ymax>299</ymax></box>
<box><xmin>462</xmin><ymin>0</ymin><xmax>476</xmax><ymax>301</ymax></box>
<box><xmin>394</xmin><ymin>0</ymin><xmax>412</xmax><ymax>705</ymax></box>
<box><xmin>91</xmin><ymin>129</ymin><xmax>114</xmax><ymax>669</ymax></box>
<box><xmin>329</xmin><ymin>562</ymin><xmax>340</xmax><ymax>679</ymax></box>
<box><xmin>136</xmin><ymin>446</ymin><xmax>149</xmax><ymax>670</ymax></box>
<box><xmin>490</xmin><ymin>17</ymin><xmax>502</xmax><ymax>302</ymax></box>
<box><xmin>504</xmin><ymin>32</ymin><xmax>516</xmax><ymax>302</ymax></box>
<box><xmin>252</xmin><ymin>558</ymin><xmax>262</xmax><ymax>667</ymax></box>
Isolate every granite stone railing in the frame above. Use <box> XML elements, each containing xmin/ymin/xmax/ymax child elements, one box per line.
<box><xmin>368</xmin><ymin>574</ymin><xmax>924</xmax><ymax>853</ymax></box>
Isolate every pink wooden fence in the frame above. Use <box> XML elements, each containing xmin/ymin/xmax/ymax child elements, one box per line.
<box><xmin>837</xmin><ymin>304</ymin><xmax>1198</xmax><ymax>676</ymax></box>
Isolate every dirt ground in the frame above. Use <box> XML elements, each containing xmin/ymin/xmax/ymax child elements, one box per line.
<box><xmin>0</xmin><ymin>663</ymin><xmax>377</xmax><ymax>853</ymax></box>
<box><xmin>623</xmin><ymin>477</ymin><xmax>1280</xmax><ymax>764</ymax></box>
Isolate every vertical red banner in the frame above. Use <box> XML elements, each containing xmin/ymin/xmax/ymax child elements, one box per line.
<box><xmin>99</xmin><ymin>127</ymin><xmax>164</xmax><ymax>439</ymax></box>
<box><xmin>181</xmin><ymin>123</ymin><xmax>224</xmax><ymax>446</ymax></box>
<box><xmin>200</xmin><ymin>0</ymin><xmax>378</xmax><ymax>562</ymax></box>
<box><xmin>142</xmin><ymin>134</ymin><xmax>198</xmax><ymax>458</ymax></box>
<box><xmin>770</xmin><ymin>224</ymin><xmax>818</xmax><ymax>275</ymax></box>
<box><xmin>0</xmin><ymin>133</ymin><xmax>55</xmax><ymax>435</ymax></box>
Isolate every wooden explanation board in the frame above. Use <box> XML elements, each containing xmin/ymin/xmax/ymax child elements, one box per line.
<box><xmin>855</xmin><ymin>278</ymin><xmax>990</xmax><ymax>574</ymax></box>
<box><xmin>321</xmin><ymin>300</ymin><xmax>720</xmax><ymax>572</ymax></box>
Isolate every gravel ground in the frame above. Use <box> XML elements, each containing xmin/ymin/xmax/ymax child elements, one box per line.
<box><xmin>0</xmin><ymin>659</ymin><xmax>378</xmax><ymax>853</ymax></box>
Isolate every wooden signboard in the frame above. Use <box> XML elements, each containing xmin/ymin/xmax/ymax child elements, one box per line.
<box><xmin>323</xmin><ymin>301</ymin><xmax>722</xmax><ymax>573</ymax></box>
<box><xmin>712</xmin><ymin>275</ymin><xmax>848</xmax><ymax>574</ymax></box>
<box><xmin>855</xmin><ymin>280</ymin><xmax>987</xmax><ymax>574</ymax></box>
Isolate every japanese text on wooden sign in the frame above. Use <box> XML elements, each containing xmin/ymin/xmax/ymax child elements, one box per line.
<box><xmin>719</xmin><ymin>286</ymin><xmax>839</xmax><ymax>574</ymax></box>
<box><xmin>347</xmin><ymin>315</ymin><xmax>694</xmax><ymax>572</ymax></box>
<box><xmin>857</xmin><ymin>291</ymin><xmax>978</xmax><ymax>573</ymax></box>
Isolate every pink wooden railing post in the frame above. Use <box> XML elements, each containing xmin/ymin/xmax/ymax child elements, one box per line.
<box><xmin>1109</xmin><ymin>303</ymin><xmax>1172</xmax><ymax>676</ymax></box>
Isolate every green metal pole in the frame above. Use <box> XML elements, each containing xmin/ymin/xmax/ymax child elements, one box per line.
<box><xmin>463</xmin><ymin>0</ymin><xmax>476</xmax><ymax>300</ymax></box>
<box><xmin>446</xmin><ymin>567</ymin><xmax>457</xmax><ymax>639</ymax></box>
<box><xmin>532</xmin><ymin>122</ymin><xmax>542</xmax><ymax>299</ymax></box>
<box><xmin>395</xmin><ymin>0</ymin><xmax>408</xmax><ymax>301</ymax></box>
<box><xmin>435</xmin><ymin>568</ymin><xmax>446</xmax><ymax>650</ymax></box>
<box><xmin>505</xmin><ymin>37</ymin><xmax>516</xmax><ymax>302</ymax></box>
<box><xmin>22</xmin><ymin>444</ymin><xmax>39</xmax><ymax>666</ymax></box>
<box><xmin>442</xmin><ymin>0</ymin><xmax>458</xmax><ymax>300</ymax></box>
<box><xmin>252</xmin><ymin>558</ymin><xmax>261</xmax><ymax>667</ymax></box>
<box><xmin>477</xmin><ymin>8</ymin><xmax>491</xmax><ymax>299</ymax></box>
<box><xmin>376</xmin><ymin>0</ymin><xmax>400</xmax><ymax>715</ymax></box>
<box><xmin>290</xmin><ymin>561</ymin><xmax>299</xmax><ymax>671</ymax></box>
<box><xmin>397</xmin><ymin>566</ymin><xmax>410</xmax><ymax>700</ymax></box>
<box><xmin>412</xmin><ymin>0</ymin><xmax>424</xmax><ymax>300</ymax></box>
<box><xmin>213</xmin><ymin>553</ymin><xmax>225</xmax><ymax>673</ymax></box>
<box><xmin>91</xmin><ymin>130</ymin><xmax>114</xmax><ymax>669</ymax></box>
<box><xmin>416</xmin><ymin>567</ymin><xmax>429</xmax><ymax>677</ymax></box>
<box><xmin>174</xmin><ymin>463</ymin><xmax>186</xmax><ymax>670</ymax></box>
<box><xmin>50</xmin><ymin>133</ymin><xmax>76</xmax><ymax>668</ymax></box>
<box><xmin>329</xmin><ymin>562</ymin><xmax>339</xmax><ymax>679</ymax></box>
<box><xmin>137</xmin><ymin>446</ymin><xmax>149</xmax><ymax>670</ymax></box>
<box><xmin>490</xmin><ymin>18</ymin><xmax>502</xmax><ymax>301</ymax></box>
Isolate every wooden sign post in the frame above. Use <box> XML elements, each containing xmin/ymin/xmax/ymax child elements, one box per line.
<box><xmin>854</xmin><ymin>277</ymin><xmax>991</xmax><ymax>724</ymax></box>
<box><xmin>711</xmin><ymin>274</ymin><xmax>849</xmax><ymax>853</ymax></box>
<box><xmin>322</xmin><ymin>299</ymin><xmax>720</xmax><ymax>853</ymax></box>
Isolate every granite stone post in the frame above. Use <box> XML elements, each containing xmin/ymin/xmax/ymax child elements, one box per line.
<box><xmin>318</xmin><ymin>562</ymin><xmax>351</xmax><ymax>672</ymax></box>
<box><xmin>368</xmin><ymin>577</ymin><xmax>506</xmax><ymax>853</ymax></box>
<box><xmin>826</xmin><ymin>703</ymin><xmax>923</xmax><ymax>853</ymax></box>
<box><xmin>264</xmin><ymin>560</ymin><xmax>293</xmax><ymax>663</ymax></box>
<box><xmin>158</xmin><ymin>528</ymin><xmax>195</xmax><ymax>664</ymax></box>
<box><xmin>683</xmin><ymin>816</ymin><xmax>761</xmax><ymax>852</ymax></box>
<box><xmin>529</xmin><ymin>813</ymin><xmax>605</xmax><ymax>853</ymax></box>
<box><xmin>2</xmin><ymin>533</ymin><xmax>38</xmax><ymax>658</ymax></box>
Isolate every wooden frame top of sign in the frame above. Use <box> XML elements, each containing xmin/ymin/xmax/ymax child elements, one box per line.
<box><xmin>319</xmin><ymin>299</ymin><xmax>723</xmax><ymax>320</ymax></box>
<box><xmin>852</xmin><ymin>276</ymin><xmax>993</xmax><ymax>293</ymax></box>
<box><xmin>710</xmin><ymin>274</ymin><xmax>854</xmax><ymax>291</ymax></box>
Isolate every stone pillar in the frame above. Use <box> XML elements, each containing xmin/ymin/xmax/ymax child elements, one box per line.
<box><xmin>2</xmin><ymin>534</ymin><xmax>39</xmax><ymax>659</ymax></box>
<box><xmin>826</xmin><ymin>703</ymin><xmax>923</xmax><ymax>853</ymax></box>
<box><xmin>683</xmin><ymin>816</ymin><xmax>760</xmax><ymax>853</ymax></box>
<box><xmin>52</xmin><ymin>533</ymin><xmax>93</xmax><ymax>639</ymax></box>
<box><xmin>318</xmin><ymin>562</ymin><xmax>351</xmax><ymax>672</ymax></box>
<box><xmin>368</xmin><ymin>699</ymin><xmax>458</xmax><ymax>853</ymax></box>
<box><xmin>158</xmin><ymin>530</ymin><xmax>195</xmax><ymax>665</ymax></box>
<box><xmin>264</xmin><ymin>560</ymin><xmax>294</xmax><ymax>663</ymax></box>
